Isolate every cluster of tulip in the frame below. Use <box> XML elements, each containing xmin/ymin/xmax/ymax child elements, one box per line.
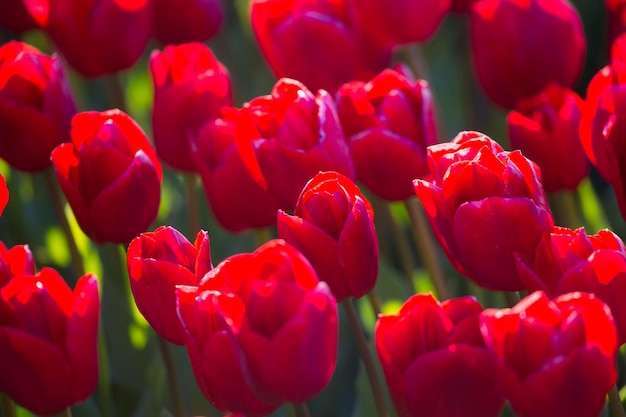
<box><xmin>1</xmin><ymin>0</ymin><xmax>626</xmax><ymax>417</ymax></box>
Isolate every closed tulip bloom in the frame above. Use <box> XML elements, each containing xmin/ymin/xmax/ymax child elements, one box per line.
<box><xmin>480</xmin><ymin>291</ymin><xmax>618</xmax><ymax>417</ymax></box>
<box><xmin>376</xmin><ymin>294</ymin><xmax>506</xmax><ymax>417</ymax></box>
<box><xmin>517</xmin><ymin>226</ymin><xmax>626</xmax><ymax>345</ymax></box>
<box><xmin>470</xmin><ymin>0</ymin><xmax>585</xmax><ymax>109</ymax></box>
<box><xmin>0</xmin><ymin>242</ymin><xmax>34</xmax><ymax>288</ymax></box>
<box><xmin>0</xmin><ymin>41</ymin><xmax>76</xmax><ymax>172</ymax></box>
<box><xmin>0</xmin><ymin>0</ymin><xmax>38</xmax><ymax>33</ymax></box>
<box><xmin>0</xmin><ymin>269</ymin><xmax>100</xmax><ymax>415</ymax></box>
<box><xmin>23</xmin><ymin>0</ymin><xmax>151</xmax><ymax>77</ymax></box>
<box><xmin>153</xmin><ymin>0</ymin><xmax>224</xmax><ymax>44</ymax></box>
<box><xmin>127</xmin><ymin>226</ymin><xmax>212</xmax><ymax>345</ymax></box>
<box><xmin>414</xmin><ymin>131</ymin><xmax>554</xmax><ymax>291</ymax></box>
<box><xmin>336</xmin><ymin>66</ymin><xmax>438</xmax><ymax>201</ymax></box>
<box><xmin>150</xmin><ymin>42</ymin><xmax>233</xmax><ymax>172</ymax></box>
<box><xmin>507</xmin><ymin>84</ymin><xmax>587</xmax><ymax>193</ymax></box>
<box><xmin>277</xmin><ymin>171</ymin><xmax>378</xmax><ymax>301</ymax></box>
<box><xmin>176</xmin><ymin>240</ymin><xmax>338</xmax><ymax>414</ymax></box>
<box><xmin>192</xmin><ymin>108</ymin><xmax>281</xmax><ymax>232</ymax></box>
<box><xmin>236</xmin><ymin>78</ymin><xmax>355</xmax><ymax>210</ymax></box>
<box><xmin>51</xmin><ymin>110</ymin><xmax>162</xmax><ymax>244</ymax></box>
<box><xmin>250</xmin><ymin>0</ymin><xmax>392</xmax><ymax>93</ymax></box>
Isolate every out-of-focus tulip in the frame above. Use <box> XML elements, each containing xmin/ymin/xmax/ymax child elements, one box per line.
<box><xmin>450</xmin><ymin>0</ymin><xmax>479</xmax><ymax>13</ymax></box>
<box><xmin>376</xmin><ymin>294</ymin><xmax>505</xmax><ymax>417</ymax></box>
<box><xmin>23</xmin><ymin>0</ymin><xmax>152</xmax><ymax>77</ymax></box>
<box><xmin>127</xmin><ymin>226</ymin><xmax>212</xmax><ymax>345</ymax></box>
<box><xmin>277</xmin><ymin>171</ymin><xmax>378</xmax><ymax>301</ymax></box>
<box><xmin>153</xmin><ymin>0</ymin><xmax>224</xmax><ymax>44</ymax></box>
<box><xmin>0</xmin><ymin>41</ymin><xmax>76</xmax><ymax>172</ymax></box>
<box><xmin>349</xmin><ymin>0</ymin><xmax>450</xmax><ymax>45</ymax></box>
<box><xmin>0</xmin><ymin>0</ymin><xmax>38</xmax><ymax>34</ymax></box>
<box><xmin>236</xmin><ymin>78</ymin><xmax>355</xmax><ymax>210</ymax></box>
<box><xmin>336</xmin><ymin>65</ymin><xmax>438</xmax><ymax>201</ymax></box>
<box><xmin>150</xmin><ymin>42</ymin><xmax>233</xmax><ymax>172</ymax></box>
<box><xmin>176</xmin><ymin>240</ymin><xmax>337</xmax><ymax>414</ymax></box>
<box><xmin>481</xmin><ymin>291</ymin><xmax>618</xmax><ymax>417</ymax></box>
<box><xmin>51</xmin><ymin>110</ymin><xmax>162</xmax><ymax>244</ymax></box>
<box><xmin>249</xmin><ymin>0</ymin><xmax>392</xmax><ymax>93</ymax></box>
<box><xmin>0</xmin><ymin>242</ymin><xmax>34</xmax><ymax>288</ymax></box>
<box><xmin>414</xmin><ymin>131</ymin><xmax>554</xmax><ymax>291</ymax></box>
<box><xmin>507</xmin><ymin>84</ymin><xmax>587</xmax><ymax>193</ymax></box>
<box><xmin>517</xmin><ymin>226</ymin><xmax>626</xmax><ymax>345</ymax></box>
<box><xmin>606</xmin><ymin>0</ymin><xmax>626</xmax><ymax>48</ymax></box>
<box><xmin>0</xmin><ymin>269</ymin><xmax>99</xmax><ymax>415</ymax></box>
<box><xmin>469</xmin><ymin>0</ymin><xmax>585</xmax><ymax>109</ymax></box>
<box><xmin>192</xmin><ymin>108</ymin><xmax>281</xmax><ymax>232</ymax></box>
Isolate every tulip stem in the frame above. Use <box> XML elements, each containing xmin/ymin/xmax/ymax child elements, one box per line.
<box><xmin>548</xmin><ymin>190</ymin><xmax>581</xmax><ymax>230</ymax></box>
<box><xmin>255</xmin><ymin>227</ymin><xmax>273</xmax><ymax>247</ymax></box>
<box><xmin>504</xmin><ymin>291</ymin><xmax>520</xmax><ymax>308</ymax></box>
<box><xmin>59</xmin><ymin>407</ymin><xmax>73</xmax><ymax>417</ymax></box>
<box><xmin>0</xmin><ymin>392</ymin><xmax>15</xmax><ymax>417</ymax></box>
<box><xmin>342</xmin><ymin>299</ymin><xmax>390</xmax><ymax>417</ymax></box>
<box><xmin>609</xmin><ymin>385</ymin><xmax>626</xmax><ymax>417</ymax></box>
<box><xmin>292</xmin><ymin>402</ymin><xmax>312</xmax><ymax>417</ymax></box>
<box><xmin>377</xmin><ymin>199</ymin><xmax>415</xmax><ymax>294</ymax></box>
<box><xmin>157</xmin><ymin>336</ymin><xmax>185</xmax><ymax>417</ymax></box>
<box><xmin>184</xmin><ymin>173</ymin><xmax>201</xmax><ymax>236</ymax></box>
<box><xmin>404</xmin><ymin>197</ymin><xmax>450</xmax><ymax>300</ymax></box>
<box><xmin>105</xmin><ymin>72</ymin><xmax>127</xmax><ymax>113</ymax></box>
<box><xmin>44</xmin><ymin>168</ymin><xmax>84</xmax><ymax>281</ymax></box>
<box><xmin>402</xmin><ymin>44</ymin><xmax>429</xmax><ymax>81</ymax></box>
<box><xmin>367</xmin><ymin>290</ymin><xmax>383</xmax><ymax>317</ymax></box>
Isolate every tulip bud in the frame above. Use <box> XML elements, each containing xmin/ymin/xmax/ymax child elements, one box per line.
<box><xmin>0</xmin><ymin>0</ymin><xmax>38</xmax><ymax>33</ymax></box>
<box><xmin>152</xmin><ymin>0</ymin><xmax>224</xmax><ymax>44</ymax></box>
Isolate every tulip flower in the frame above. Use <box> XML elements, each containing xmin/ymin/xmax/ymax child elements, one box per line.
<box><xmin>469</xmin><ymin>0</ymin><xmax>585</xmax><ymax>109</ymax></box>
<box><xmin>236</xmin><ymin>78</ymin><xmax>355</xmax><ymax>210</ymax></box>
<box><xmin>349</xmin><ymin>0</ymin><xmax>451</xmax><ymax>45</ymax></box>
<box><xmin>0</xmin><ymin>0</ymin><xmax>38</xmax><ymax>34</ymax></box>
<box><xmin>517</xmin><ymin>226</ymin><xmax>626</xmax><ymax>345</ymax></box>
<box><xmin>414</xmin><ymin>131</ymin><xmax>554</xmax><ymax>291</ymax></box>
<box><xmin>277</xmin><ymin>171</ymin><xmax>378</xmax><ymax>301</ymax></box>
<box><xmin>150</xmin><ymin>42</ymin><xmax>233</xmax><ymax>172</ymax></box>
<box><xmin>0</xmin><ymin>41</ymin><xmax>76</xmax><ymax>172</ymax></box>
<box><xmin>0</xmin><ymin>242</ymin><xmax>34</xmax><ymax>288</ymax></box>
<box><xmin>606</xmin><ymin>0</ymin><xmax>626</xmax><ymax>47</ymax></box>
<box><xmin>480</xmin><ymin>291</ymin><xmax>618</xmax><ymax>417</ymax></box>
<box><xmin>336</xmin><ymin>65</ymin><xmax>439</xmax><ymax>201</ymax></box>
<box><xmin>176</xmin><ymin>239</ymin><xmax>338</xmax><ymax>414</ymax></box>
<box><xmin>376</xmin><ymin>294</ymin><xmax>506</xmax><ymax>417</ymax></box>
<box><xmin>0</xmin><ymin>269</ymin><xmax>100</xmax><ymax>415</ymax></box>
<box><xmin>127</xmin><ymin>226</ymin><xmax>212</xmax><ymax>345</ymax></box>
<box><xmin>51</xmin><ymin>110</ymin><xmax>162</xmax><ymax>244</ymax></box>
<box><xmin>450</xmin><ymin>0</ymin><xmax>479</xmax><ymax>13</ymax></box>
<box><xmin>250</xmin><ymin>0</ymin><xmax>392</xmax><ymax>93</ymax></box>
<box><xmin>507</xmin><ymin>84</ymin><xmax>587</xmax><ymax>193</ymax></box>
<box><xmin>22</xmin><ymin>0</ymin><xmax>152</xmax><ymax>77</ymax></box>
<box><xmin>152</xmin><ymin>0</ymin><xmax>224</xmax><ymax>44</ymax></box>
<box><xmin>192</xmin><ymin>108</ymin><xmax>281</xmax><ymax>232</ymax></box>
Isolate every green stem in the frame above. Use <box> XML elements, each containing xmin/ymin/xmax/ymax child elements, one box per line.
<box><xmin>255</xmin><ymin>227</ymin><xmax>273</xmax><ymax>247</ymax></box>
<box><xmin>184</xmin><ymin>173</ymin><xmax>201</xmax><ymax>236</ymax></box>
<box><xmin>548</xmin><ymin>190</ymin><xmax>581</xmax><ymax>230</ymax></box>
<box><xmin>504</xmin><ymin>291</ymin><xmax>520</xmax><ymax>308</ymax></box>
<box><xmin>105</xmin><ymin>73</ymin><xmax>127</xmax><ymax>112</ymax></box>
<box><xmin>157</xmin><ymin>336</ymin><xmax>185</xmax><ymax>417</ymax></box>
<box><xmin>58</xmin><ymin>407</ymin><xmax>73</xmax><ymax>417</ymax></box>
<box><xmin>292</xmin><ymin>402</ymin><xmax>312</xmax><ymax>417</ymax></box>
<box><xmin>367</xmin><ymin>290</ymin><xmax>383</xmax><ymax>318</ymax></box>
<box><xmin>404</xmin><ymin>197</ymin><xmax>449</xmax><ymax>300</ymax></box>
<box><xmin>402</xmin><ymin>43</ymin><xmax>429</xmax><ymax>80</ymax></box>
<box><xmin>341</xmin><ymin>299</ymin><xmax>390</xmax><ymax>417</ymax></box>
<box><xmin>0</xmin><ymin>392</ymin><xmax>15</xmax><ymax>417</ymax></box>
<box><xmin>377</xmin><ymin>199</ymin><xmax>415</xmax><ymax>294</ymax></box>
<box><xmin>44</xmin><ymin>168</ymin><xmax>84</xmax><ymax>281</ymax></box>
<box><xmin>609</xmin><ymin>385</ymin><xmax>626</xmax><ymax>417</ymax></box>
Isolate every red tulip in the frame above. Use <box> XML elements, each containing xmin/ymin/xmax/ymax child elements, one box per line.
<box><xmin>0</xmin><ymin>173</ymin><xmax>7</xmax><ymax>217</ymax></box>
<box><xmin>277</xmin><ymin>171</ymin><xmax>378</xmax><ymax>301</ymax></box>
<box><xmin>517</xmin><ymin>226</ymin><xmax>626</xmax><ymax>345</ymax></box>
<box><xmin>152</xmin><ymin>0</ymin><xmax>224</xmax><ymax>44</ymax></box>
<box><xmin>336</xmin><ymin>65</ymin><xmax>439</xmax><ymax>201</ymax></box>
<box><xmin>470</xmin><ymin>0</ymin><xmax>585</xmax><ymax>109</ymax></box>
<box><xmin>176</xmin><ymin>240</ymin><xmax>337</xmax><ymax>414</ymax></box>
<box><xmin>249</xmin><ymin>0</ymin><xmax>392</xmax><ymax>93</ymax></box>
<box><xmin>51</xmin><ymin>110</ymin><xmax>162</xmax><ymax>244</ymax></box>
<box><xmin>450</xmin><ymin>0</ymin><xmax>479</xmax><ymax>13</ymax></box>
<box><xmin>236</xmin><ymin>78</ymin><xmax>355</xmax><ymax>210</ymax></box>
<box><xmin>507</xmin><ymin>84</ymin><xmax>587</xmax><ymax>193</ymax></box>
<box><xmin>150</xmin><ymin>42</ymin><xmax>233</xmax><ymax>172</ymax></box>
<box><xmin>23</xmin><ymin>0</ymin><xmax>152</xmax><ymax>77</ymax></box>
<box><xmin>0</xmin><ymin>269</ymin><xmax>99</xmax><ymax>415</ymax></box>
<box><xmin>349</xmin><ymin>0</ymin><xmax>451</xmax><ymax>45</ymax></box>
<box><xmin>0</xmin><ymin>0</ymin><xmax>38</xmax><ymax>33</ymax></box>
<box><xmin>376</xmin><ymin>294</ymin><xmax>506</xmax><ymax>417</ymax></box>
<box><xmin>192</xmin><ymin>108</ymin><xmax>281</xmax><ymax>232</ymax></box>
<box><xmin>0</xmin><ymin>41</ymin><xmax>76</xmax><ymax>172</ymax></box>
<box><xmin>414</xmin><ymin>131</ymin><xmax>554</xmax><ymax>291</ymax></box>
<box><xmin>0</xmin><ymin>242</ymin><xmax>34</xmax><ymax>288</ymax></box>
<box><xmin>127</xmin><ymin>226</ymin><xmax>212</xmax><ymax>345</ymax></box>
<box><xmin>606</xmin><ymin>0</ymin><xmax>626</xmax><ymax>48</ymax></box>
<box><xmin>481</xmin><ymin>291</ymin><xmax>618</xmax><ymax>417</ymax></box>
